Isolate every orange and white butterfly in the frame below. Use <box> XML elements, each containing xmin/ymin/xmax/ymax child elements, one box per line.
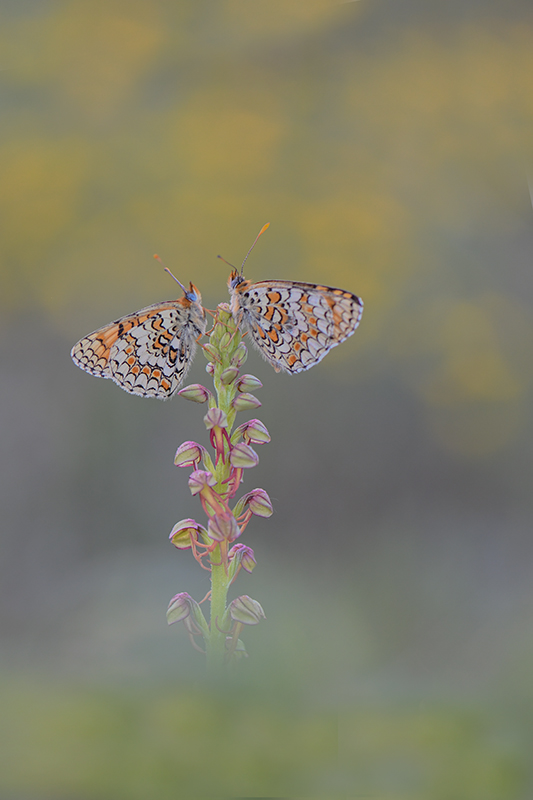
<box><xmin>227</xmin><ymin>225</ymin><xmax>363</xmax><ymax>374</ymax></box>
<box><xmin>71</xmin><ymin>277</ymin><xmax>206</xmax><ymax>399</ymax></box>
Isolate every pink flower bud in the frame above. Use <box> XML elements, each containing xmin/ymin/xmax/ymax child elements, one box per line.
<box><xmin>232</xmin><ymin>419</ymin><xmax>271</xmax><ymax>445</ymax></box>
<box><xmin>169</xmin><ymin>518</ymin><xmax>208</xmax><ymax>549</ymax></box>
<box><xmin>233</xmin><ymin>488</ymin><xmax>273</xmax><ymax>518</ymax></box>
<box><xmin>207</xmin><ymin>512</ymin><xmax>240</xmax><ymax>542</ymax></box>
<box><xmin>229</xmin><ymin>543</ymin><xmax>257</xmax><ymax>573</ymax></box>
<box><xmin>174</xmin><ymin>441</ymin><xmax>207</xmax><ymax>468</ymax></box>
<box><xmin>204</xmin><ymin>407</ymin><xmax>228</xmax><ymax>429</ymax></box>
<box><xmin>166</xmin><ymin>592</ymin><xmax>195</xmax><ymax>624</ymax></box>
<box><xmin>230</xmin><ymin>443</ymin><xmax>259</xmax><ymax>469</ymax></box>
<box><xmin>188</xmin><ymin>469</ymin><xmax>216</xmax><ymax>496</ymax></box>
<box><xmin>229</xmin><ymin>595</ymin><xmax>266</xmax><ymax>625</ymax></box>
<box><xmin>205</xmin><ymin>362</ymin><xmax>215</xmax><ymax>375</ymax></box>
<box><xmin>178</xmin><ymin>384</ymin><xmax>212</xmax><ymax>404</ymax></box>
<box><xmin>232</xmin><ymin>393</ymin><xmax>261</xmax><ymax>412</ymax></box>
<box><xmin>236</xmin><ymin>374</ymin><xmax>263</xmax><ymax>392</ymax></box>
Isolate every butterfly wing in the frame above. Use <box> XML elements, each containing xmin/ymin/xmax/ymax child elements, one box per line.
<box><xmin>71</xmin><ymin>297</ymin><xmax>206</xmax><ymax>399</ymax></box>
<box><xmin>230</xmin><ymin>279</ymin><xmax>363</xmax><ymax>374</ymax></box>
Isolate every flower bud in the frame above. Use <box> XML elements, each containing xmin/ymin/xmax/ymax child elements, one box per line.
<box><xmin>174</xmin><ymin>441</ymin><xmax>207</xmax><ymax>468</ymax></box>
<box><xmin>236</xmin><ymin>374</ymin><xmax>263</xmax><ymax>392</ymax></box>
<box><xmin>208</xmin><ymin>512</ymin><xmax>240</xmax><ymax>542</ymax></box>
<box><xmin>169</xmin><ymin>518</ymin><xmax>208</xmax><ymax>549</ymax></box>
<box><xmin>232</xmin><ymin>419</ymin><xmax>271</xmax><ymax>445</ymax></box>
<box><xmin>232</xmin><ymin>393</ymin><xmax>261</xmax><ymax>412</ymax></box>
<box><xmin>229</xmin><ymin>595</ymin><xmax>266</xmax><ymax>625</ymax></box>
<box><xmin>220</xmin><ymin>366</ymin><xmax>240</xmax><ymax>385</ymax></box>
<box><xmin>166</xmin><ymin>592</ymin><xmax>195</xmax><ymax>625</ymax></box>
<box><xmin>202</xmin><ymin>343</ymin><xmax>219</xmax><ymax>361</ymax></box>
<box><xmin>230</xmin><ymin>343</ymin><xmax>248</xmax><ymax>367</ymax></box>
<box><xmin>204</xmin><ymin>407</ymin><xmax>228</xmax><ymax>430</ymax></box>
<box><xmin>218</xmin><ymin>332</ymin><xmax>232</xmax><ymax>350</ymax></box>
<box><xmin>230</xmin><ymin>443</ymin><xmax>259</xmax><ymax>469</ymax></box>
<box><xmin>178</xmin><ymin>384</ymin><xmax>211</xmax><ymax>404</ymax></box>
<box><xmin>188</xmin><ymin>469</ymin><xmax>216</xmax><ymax>496</ymax></box>
<box><xmin>233</xmin><ymin>488</ymin><xmax>273</xmax><ymax>518</ymax></box>
<box><xmin>205</xmin><ymin>362</ymin><xmax>215</xmax><ymax>375</ymax></box>
<box><xmin>229</xmin><ymin>543</ymin><xmax>257</xmax><ymax>573</ymax></box>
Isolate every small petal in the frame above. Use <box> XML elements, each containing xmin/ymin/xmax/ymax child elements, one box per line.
<box><xmin>232</xmin><ymin>393</ymin><xmax>262</xmax><ymax>412</ymax></box>
<box><xmin>220</xmin><ymin>366</ymin><xmax>240</xmax><ymax>385</ymax></box>
<box><xmin>208</xmin><ymin>512</ymin><xmax>240</xmax><ymax>542</ymax></box>
<box><xmin>188</xmin><ymin>469</ymin><xmax>217</xmax><ymax>496</ymax></box>
<box><xmin>231</xmin><ymin>343</ymin><xmax>248</xmax><ymax>368</ymax></box>
<box><xmin>229</xmin><ymin>595</ymin><xmax>266</xmax><ymax>625</ymax></box>
<box><xmin>236</xmin><ymin>374</ymin><xmax>263</xmax><ymax>392</ymax></box>
<box><xmin>178</xmin><ymin>384</ymin><xmax>211</xmax><ymax>403</ymax></box>
<box><xmin>174</xmin><ymin>441</ymin><xmax>207</xmax><ymax>468</ymax></box>
<box><xmin>230</xmin><ymin>443</ymin><xmax>259</xmax><ymax>469</ymax></box>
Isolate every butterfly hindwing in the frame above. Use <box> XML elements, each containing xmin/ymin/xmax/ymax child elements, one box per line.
<box><xmin>229</xmin><ymin>276</ymin><xmax>363</xmax><ymax>374</ymax></box>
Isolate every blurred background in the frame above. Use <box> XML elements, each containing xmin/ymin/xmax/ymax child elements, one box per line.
<box><xmin>1</xmin><ymin>0</ymin><xmax>533</xmax><ymax>796</ymax></box>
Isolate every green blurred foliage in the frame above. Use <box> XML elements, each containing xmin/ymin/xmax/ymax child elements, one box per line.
<box><xmin>0</xmin><ymin>677</ymin><xmax>529</xmax><ymax>799</ymax></box>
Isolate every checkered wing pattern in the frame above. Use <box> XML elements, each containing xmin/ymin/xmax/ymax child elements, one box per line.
<box><xmin>71</xmin><ymin>289</ymin><xmax>206</xmax><ymax>399</ymax></box>
<box><xmin>229</xmin><ymin>275</ymin><xmax>363</xmax><ymax>373</ymax></box>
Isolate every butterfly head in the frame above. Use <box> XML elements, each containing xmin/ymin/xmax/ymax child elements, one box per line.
<box><xmin>228</xmin><ymin>268</ymin><xmax>247</xmax><ymax>292</ymax></box>
<box><xmin>185</xmin><ymin>282</ymin><xmax>202</xmax><ymax>304</ymax></box>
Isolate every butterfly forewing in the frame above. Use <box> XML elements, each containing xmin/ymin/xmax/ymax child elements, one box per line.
<box><xmin>71</xmin><ymin>291</ymin><xmax>206</xmax><ymax>399</ymax></box>
<box><xmin>229</xmin><ymin>277</ymin><xmax>363</xmax><ymax>374</ymax></box>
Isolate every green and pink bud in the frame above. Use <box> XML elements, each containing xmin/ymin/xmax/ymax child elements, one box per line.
<box><xmin>174</xmin><ymin>441</ymin><xmax>207</xmax><ymax>469</ymax></box>
<box><xmin>169</xmin><ymin>518</ymin><xmax>208</xmax><ymax>549</ymax></box>
<box><xmin>178</xmin><ymin>383</ymin><xmax>213</xmax><ymax>404</ymax></box>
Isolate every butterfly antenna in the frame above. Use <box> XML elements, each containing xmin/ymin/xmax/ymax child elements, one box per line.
<box><xmin>217</xmin><ymin>254</ymin><xmax>236</xmax><ymax>269</ymax></box>
<box><xmin>154</xmin><ymin>254</ymin><xmax>188</xmax><ymax>294</ymax></box>
<box><xmin>239</xmin><ymin>222</ymin><xmax>270</xmax><ymax>275</ymax></box>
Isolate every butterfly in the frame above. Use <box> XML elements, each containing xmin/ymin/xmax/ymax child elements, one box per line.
<box><xmin>71</xmin><ymin>277</ymin><xmax>206</xmax><ymax>399</ymax></box>
<box><xmin>227</xmin><ymin>225</ymin><xmax>363</xmax><ymax>374</ymax></box>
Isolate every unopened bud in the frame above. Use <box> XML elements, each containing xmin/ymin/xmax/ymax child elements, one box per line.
<box><xmin>178</xmin><ymin>384</ymin><xmax>211</xmax><ymax>404</ymax></box>
<box><xmin>166</xmin><ymin>592</ymin><xmax>195</xmax><ymax>624</ymax></box>
<box><xmin>236</xmin><ymin>374</ymin><xmax>263</xmax><ymax>392</ymax></box>
<box><xmin>202</xmin><ymin>343</ymin><xmax>219</xmax><ymax>361</ymax></box>
<box><xmin>233</xmin><ymin>488</ymin><xmax>273</xmax><ymax>518</ymax></box>
<box><xmin>229</xmin><ymin>595</ymin><xmax>266</xmax><ymax>625</ymax></box>
<box><xmin>232</xmin><ymin>418</ymin><xmax>271</xmax><ymax>445</ymax></box>
<box><xmin>174</xmin><ymin>441</ymin><xmax>206</xmax><ymax>468</ymax></box>
<box><xmin>169</xmin><ymin>518</ymin><xmax>208</xmax><ymax>549</ymax></box>
<box><xmin>232</xmin><ymin>393</ymin><xmax>261</xmax><ymax>412</ymax></box>
<box><xmin>231</xmin><ymin>343</ymin><xmax>248</xmax><ymax>367</ymax></box>
<box><xmin>188</xmin><ymin>469</ymin><xmax>216</xmax><ymax>496</ymax></box>
<box><xmin>204</xmin><ymin>407</ymin><xmax>228</xmax><ymax>430</ymax></box>
<box><xmin>205</xmin><ymin>362</ymin><xmax>215</xmax><ymax>375</ymax></box>
<box><xmin>229</xmin><ymin>543</ymin><xmax>257</xmax><ymax>573</ymax></box>
<box><xmin>208</xmin><ymin>512</ymin><xmax>240</xmax><ymax>542</ymax></box>
<box><xmin>230</xmin><ymin>443</ymin><xmax>259</xmax><ymax>469</ymax></box>
<box><xmin>220</xmin><ymin>366</ymin><xmax>240</xmax><ymax>385</ymax></box>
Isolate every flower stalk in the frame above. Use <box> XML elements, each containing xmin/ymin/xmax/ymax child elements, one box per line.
<box><xmin>168</xmin><ymin>304</ymin><xmax>269</xmax><ymax>675</ymax></box>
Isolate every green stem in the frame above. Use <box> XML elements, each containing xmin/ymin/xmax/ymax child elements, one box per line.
<box><xmin>206</xmin><ymin>544</ymin><xmax>230</xmax><ymax>676</ymax></box>
<box><xmin>204</xmin><ymin>308</ymin><xmax>242</xmax><ymax>676</ymax></box>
